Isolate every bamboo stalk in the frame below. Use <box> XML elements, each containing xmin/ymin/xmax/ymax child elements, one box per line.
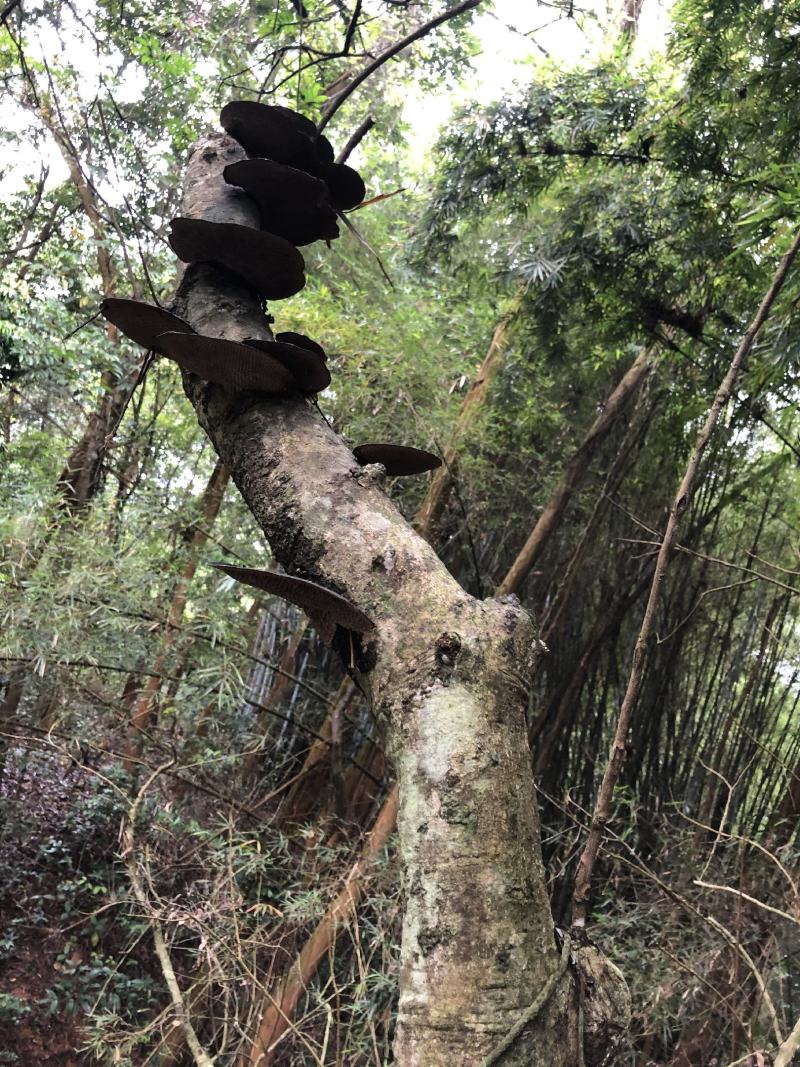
<box><xmin>571</xmin><ymin>225</ymin><xmax>800</xmax><ymax>927</ymax></box>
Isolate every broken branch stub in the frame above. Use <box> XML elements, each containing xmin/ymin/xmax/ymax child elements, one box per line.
<box><xmin>168</xmin><ymin>217</ymin><xmax>305</xmax><ymax>300</ymax></box>
<box><xmin>100</xmin><ymin>298</ymin><xmax>195</xmax><ymax>353</ymax></box>
<box><xmin>244</xmin><ymin>337</ymin><xmax>331</xmax><ymax>394</ymax></box>
<box><xmin>353</xmin><ymin>443</ymin><xmax>441</xmax><ymax>476</ymax></box>
<box><xmin>223</xmin><ymin>159</ymin><xmax>339</xmax><ymax>246</ymax></box>
<box><xmin>212</xmin><ymin>563</ymin><xmax>374</xmax><ymax>633</ymax></box>
<box><xmin>157</xmin><ymin>333</ymin><xmax>297</xmax><ymax>395</ymax></box>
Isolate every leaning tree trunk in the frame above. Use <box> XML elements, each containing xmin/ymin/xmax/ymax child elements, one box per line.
<box><xmin>170</xmin><ymin>131</ymin><xmax>581</xmax><ymax>1066</ymax></box>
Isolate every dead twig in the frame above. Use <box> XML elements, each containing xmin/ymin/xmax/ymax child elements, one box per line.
<box><xmin>694</xmin><ymin>879</ymin><xmax>800</xmax><ymax>928</ymax></box>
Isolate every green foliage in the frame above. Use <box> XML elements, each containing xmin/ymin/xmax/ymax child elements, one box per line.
<box><xmin>0</xmin><ymin>992</ymin><xmax>31</xmax><ymax>1025</ymax></box>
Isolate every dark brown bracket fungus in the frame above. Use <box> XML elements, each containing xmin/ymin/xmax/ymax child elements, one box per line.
<box><xmin>168</xmin><ymin>217</ymin><xmax>305</xmax><ymax>300</ymax></box>
<box><xmin>212</xmin><ymin>563</ymin><xmax>375</xmax><ymax>633</ymax></box>
<box><xmin>313</xmin><ymin>161</ymin><xmax>366</xmax><ymax>211</ymax></box>
<box><xmin>220</xmin><ymin>100</ymin><xmax>365</xmax><ymax>211</ymax></box>
<box><xmin>244</xmin><ymin>337</ymin><xmax>331</xmax><ymax>394</ymax></box>
<box><xmin>157</xmin><ymin>333</ymin><xmax>297</xmax><ymax>395</ymax></box>
<box><xmin>223</xmin><ymin>159</ymin><xmax>339</xmax><ymax>246</ymax></box>
<box><xmin>353</xmin><ymin>443</ymin><xmax>442</xmax><ymax>476</ymax></box>
<box><xmin>220</xmin><ymin>100</ymin><xmax>334</xmax><ymax>170</ymax></box>
<box><xmin>100</xmin><ymin>297</ymin><xmax>195</xmax><ymax>352</ymax></box>
<box><xmin>275</xmin><ymin>331</ymin><xmax>327</xmax><ymax>360</ymax></box>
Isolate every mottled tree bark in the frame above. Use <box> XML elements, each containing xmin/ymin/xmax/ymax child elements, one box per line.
<box><xmin>172</xmin><ymin>131</ymin><xmax>578</xmax><ymax>1065</ymax></box>
<box><xmin>620</xmin><ymin>0</ymin><xmax>645</xmax><ymax>36</ymax></box>
<box><xmin>240</xmin><ymin>620</ymin><xmax>310</xmax><ymax>786</ymax></box>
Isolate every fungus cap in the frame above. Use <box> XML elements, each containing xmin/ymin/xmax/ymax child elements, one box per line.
<box><xmin>352</xmin><ymin>443</ymin><xmax>442</xmax><ymax>476</ymax></box>
<box><xmin>100</xmin><ymin>298</ymin><xmax>194</xmax><ymax>352</ymax></box>
<box><xmin>157</xmin><ymin>332</ymin><xmax>297</xmax><ymax>395</ymax></box>
<box><xmin>168</xmin><ymin>217</ymin><xmax>305</xmax><ymax>300</ymax></box>
<box><xmin>212</xmin><ymin>563</ymin><xmax>374</xmax><ymax>633</ymax></box>
<box><xmin>244</xmin><ymin>337</ymin><xmax>331</xmax><ymax>393</ymax></box>
<box><xmin>223</xmin><ymin>159</ymin><xmax>339</xmax><ymax>246</ymax></box>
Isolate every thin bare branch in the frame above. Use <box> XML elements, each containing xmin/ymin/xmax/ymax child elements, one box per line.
<box><xmin>317</xmin><ymin>0</ymin><xmax>484</xmax><ymax>133</ymax></box>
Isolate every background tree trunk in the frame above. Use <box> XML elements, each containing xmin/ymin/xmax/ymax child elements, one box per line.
<box><xmin>497</xmin><ymin>344</ymin><xmax>659</xmax><ymax>597</ymax></box>
<box><xmin>126</xmin><ymin>457</ymin><xmax>229</xmax><ymax>754</ymax></box>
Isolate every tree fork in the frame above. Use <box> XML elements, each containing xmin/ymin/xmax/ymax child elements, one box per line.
<box><xmin>171</xmin><ymin>129</ymin><xmax>575</xmax><ymax>1065</ymax></box>
<box><xmin>243</xmin><ymin>259</ymin><xmax>648</xmax><ymax>1059</ymax></box>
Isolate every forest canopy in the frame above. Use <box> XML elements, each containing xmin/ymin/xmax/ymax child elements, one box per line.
<box><xmin>1</xmin><ymin>1</ymin><xmax>799</xmax><ymax>1065</ymax></box>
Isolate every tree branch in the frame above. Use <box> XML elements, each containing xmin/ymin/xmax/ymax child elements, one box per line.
<box><xmin>336</xmin><ymin>113</ymin><xmax>375</xmax><ymax>163</ymax></box>
<box><xmin>0</xmin><ymin>0</ymin><xmax>22</xmax><ymax>26</ymax></box>
<box><xmin>317</xmin><ymin>0</ymin><xmax>484</xmax><ymax>133</ymax></box>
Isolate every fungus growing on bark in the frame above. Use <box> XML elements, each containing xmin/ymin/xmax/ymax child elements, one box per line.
<box><xmin>313</xmin><ymin>160</ymin><xmax>366</xmax><ymax>210</ymax></box>
<box><xmin>168</xmin><ymin>217</ymin><xmax>305</xmax><ymax>300</ymax></box>
<box><xmin>99</xmin><ymin>298</ymin><xmax>195</xmax><ymax>352</ymax></box>
<box><xmin>223</xmin><ymin>159</ymin><xmax>339</xmax><ymax>246</ymax></box>
<box><xmin>212</xmin><ymin>563</ymin><xmax>374</xmax><ymax>633</ymax></box>
<box><xmin>244</xmin><ymin>337</ymin><xmax>331</xmax><ymax>393</ymax></box>
<box><xmin>220</xmin><ymin>100</ymin><xmax>365</xmax><ymax>210</ymax></box>
<box><xmin>352</xmin><ymin>443</ymin><xmax>441</xmax><ymax>475</ymax></box>
<box><xmin>275</xmin><ymin>331</ymin><xmax>327</xmax><ymax>359</ymax></box>
<box><xmin>156</xmin><ymin>333</ymin><xmax>297</xmax><ymax>395</ymax></box>
<box><xmin>220</xmin><ymin>101</ymin><xmax>329</xmax><ymax>168</ymax></box>
<box><xmin>168</xmin><ymin>107</ymin><xmax>593</xmax><ymax>1065</ymax></box>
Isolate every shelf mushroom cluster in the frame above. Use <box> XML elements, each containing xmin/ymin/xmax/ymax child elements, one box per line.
<box><xmin>99</xmin><ymin>101</ymin><xmax>444</xmax><ymax>635</ymax></box>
